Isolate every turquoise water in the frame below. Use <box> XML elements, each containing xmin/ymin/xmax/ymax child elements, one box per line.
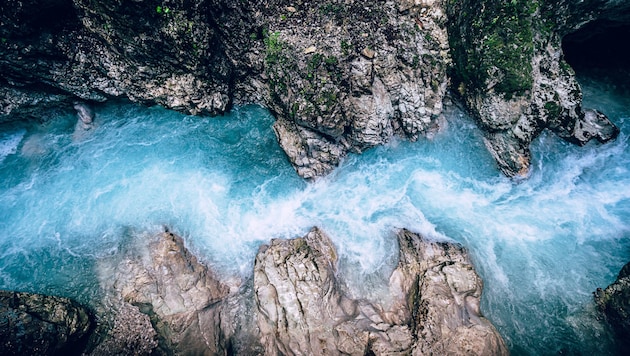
<box><xmin>1</xmin><ymin>76</ymin><xmax>629</xmax><ymax>354</ymax></box>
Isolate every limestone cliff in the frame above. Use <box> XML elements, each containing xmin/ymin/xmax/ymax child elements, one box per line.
<box><xmin>1</xmin><ymin>0</ymin><xmax>629</xmax><ymax>178</ymax></box>
<box><xmin>446</xmin><ymin>0</ymin><xmax>626</xmax><ymax>177</ymax></box>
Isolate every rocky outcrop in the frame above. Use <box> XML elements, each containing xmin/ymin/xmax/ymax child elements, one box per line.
<box><xmin>595</xmin><ymin>261</ymin><xmax>630</xmax><ymax>343</ymax></box>
<box><xmin>261</xmin><ymin>1</ymin><xmax>450</xmax><ymax>178</ymax></box>
<box><xmin>0</xmin><ymin>290</ymin><xmax>92</xmax><ymax>355</ymax></box>
<box><xmin>94</xmin><ymin>229</ymin><xmax>251</xmax><ymax>355</ymax></box>
<box><xmin>1</xmin><ymin>0</ymin><xmax>628</xmax><ymax>179</ymax></box>
<box><xmin>254</xmin><ymin>227</ymin><xmax>508</xmax><ymax>355</ymax></box>
<box><xmin>91</xmin><ymin>227</ymin><xmax>506</xmax><ymax>354</ymax></box>
<box><xmin>446</xmin><ymin>0</ymin><xmax>626</xmax><ymax>178</ymax></box>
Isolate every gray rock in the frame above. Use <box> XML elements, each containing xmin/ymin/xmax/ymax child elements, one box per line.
<box><xmin>446</xmin><ymin>0</ymin><xmax>628</xmax><ymax>178</ymax></box>
<box><xmin>595</xmin><ymin>261</ymin><xmax>630</xmax><ymax>342</ymax></box>
<box><xmin>88</xmin><ymin>227</ymin><xmax>506</xmax><ymax>355</ymax></box>
<box><xmin>254</xmin><ymin>227</ymin><xmax>508</xmax><ymax>355</ymax></box>
<box><xmin>73</xmin><ymin>102</ymin><xmax>94</xmax><ymax>128</ymax></box>
<box><xmin>565</xmin><ymin>108</ymin><xmax>620</xmax><ymax>146</ymax></box>
<box><xmin>1</xmin><ymin>0</ymin><xmax>627</xmax><ymax>179</ymax></box>
<box><xmin>96</xmin><ymin>230</ymin><xmax>235</xmax><ymax>355</ymax></box>
<box><xmin>0</xmin><ymin>290</ymin><xmax>92</xmax><ymax>355</ymax></box>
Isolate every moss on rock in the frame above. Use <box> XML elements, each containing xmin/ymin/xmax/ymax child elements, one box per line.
<box><xmin>447</xmin><ymin>0</ymin><xmax>537</xmax><ymax>99</ymax></box>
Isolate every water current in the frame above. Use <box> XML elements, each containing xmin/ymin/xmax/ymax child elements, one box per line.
<box><xmin>1</xmin><ymin>73</ymin><xmax>629</xmax><ymax>354</ymax></box>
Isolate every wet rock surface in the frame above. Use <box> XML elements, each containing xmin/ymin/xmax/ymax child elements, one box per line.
<box><xmin>254</xmin><ymin>227</ymin><xmax>508</xmax><ymax>355</ymax></box>
<box><xmin>94</xmin><ymin>230</ymin><xmax>243</xmax><ymax>355</ymax></box>
<box><xmin>446</xmin><ymin>0</ymin><xmax>629</xmax><ymax>178</ymax></box>
<box><xmin>595</xmin><ymin>261</ymin><xmax>630</xmax><ymax>344</ymax></box>
<box><xmin>83</xmin><ymin>227</ymin><xmax>507</xmax><ymax>355</ymax></box>
<box><xmin>2</xmin><ymin>1</ymin><xmax>626</xmax><ymax>179</ymax></box>
<box><xmin>0</xmin><ymin>290</ymin><xmax>92</xmax><ymax>355</ymax></box>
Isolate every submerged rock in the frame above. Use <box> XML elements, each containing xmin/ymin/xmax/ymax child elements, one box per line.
<box><xmin>0</xmin><ymin>290</ymin><xmax>92</xmax><ymax>355</ymax></box>
<box><xmin>595</xmin><ymin>262</ymin><xmax>630</xmax><ymax>343</ymax></box>
<box><xmin>73</xmin><ymin>102</ymin><xmax>94</xmax><ymax>130</ymax></box>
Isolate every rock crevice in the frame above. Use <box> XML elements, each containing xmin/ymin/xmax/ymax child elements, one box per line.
<box><xmin>1</xmin><ymin>0</ymin><xmax>628</xmax><ymax>178</ymax></box>
<box><xmin>85</xmin><ymin>227</ymin><xmax>507</xmax><ymax>355</ymax></box>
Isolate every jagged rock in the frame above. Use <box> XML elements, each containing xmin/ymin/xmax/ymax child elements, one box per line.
<box><xmin>87</xmin><ymin>299</ymin><xmax>159</xmax><ymax>356</ymax></box>
<box><xmin>0</xmin><ymin>290</ymin><xmax>92</xmax><ymax>355</ymax></box>
<box><xmin>87</xmin><ymin>227</ymin><xmax>506</xmax><ymax>355</ymax></box>
<box><xmin>564</xmin><ymin>108</ymin><xmax>620</xmax><ymax>146</ymax></box>
<box><xmin>254</xmin><ymin>227</ymin><xmax>508</xmax><ymax>355</ymax></box>
<box><xmin>595</xmin><ymin>261</ymin><xmax>630</xmax><ymax>342</ymax></box>
<box><xmin>261</xmin><ymin>1</ymin><xmax>450</xmax><ymax>177</ymax></box>
<box><xmin>96</xmin><ymin>230</ymin><xmax>235</xmax><ymax>355</ymax></box>
<box><xmin>446</xmin><ymin>0</ymin><xmax>628</xmax><ymax>178</ymax></box>
<box><xmin>1</xmin><ymin>0</ymin><xmax>627</xmax><ymax>179</ymax></box>
<box><xmin>391</xmin><ymin>229</ymin><xmax>508</xmax><ymax>355</ymax></box>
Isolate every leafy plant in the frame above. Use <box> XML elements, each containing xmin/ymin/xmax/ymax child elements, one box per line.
<box><xmin>156</xmin><ymin>5</ymin><xmax>170</xmax><ymax>15</ymax></box>
<box><xmin>264</xmin><ymin>30</ymin><xmax>283</xmax><ymax>65</ymax></box>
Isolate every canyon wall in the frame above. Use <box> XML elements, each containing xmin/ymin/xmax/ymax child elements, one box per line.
<box><xmin>1</xmin><ymin>0</ymin><xmax>629</xmax><ymax>176</ymax></box>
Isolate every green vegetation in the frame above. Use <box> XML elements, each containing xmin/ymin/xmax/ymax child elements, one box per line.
<box><xmin>320</xmin><ymin>2</ymin><xmax>343</xmax><ymax>15</ymax></box>
<box><xmin>263</xmin><ymin>30</ymin><xmax>284</xmax><ymax>65</ymax></box>
<box><xmin>447</xmin><ymin>0</ymin><xmax>538</xmax><ymax>99</ymax></box>
<box><xmin>340</xmin><ymin>40</ymin><xmax>352</xmax><ymax>56</ymax></box>
<box><xmin>544</xmin><ymin>101</ymin><xmax>561</xmax><ymax>118</ymax></box>
<box><xmin>156</xmin><ymin>5</ymin><xmax>170</xmax><ymax>15</ymax></box>
<box><xmin>263</xmin><ymin>30</ymin><xmax>291</xmax><ymax>101</ymax></box>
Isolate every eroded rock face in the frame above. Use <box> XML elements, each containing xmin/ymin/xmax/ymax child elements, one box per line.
<box><xmin>446</xmin><ymin>0</ymin><xmax>625</xmax><ymax>178</ymax></box>
<box><xmin>0</xmin><ymin>290</ymin><xmax>92</xmax><ymax>355</ymax></box>
<box><xmin>254</xmin><ymin>227</ymin><xmax>508</xmax><ymax>355</ymax></box>
<box><xmin>260</xmin><ymin>1</ymin><xmax>450</xmax><ymax>178</ymax></box>
<box><xmin>1</xmin><ymin>0</ymin><xmax>627</xmax><ymax>179</ymax></box>
<box><xmin>0</xmin><ymin>0</ymin><xmax>251</xmax><ymax>118</ymax></box>
<box><xmin>595</xmin><ymin>262</ymin><xmax>630</xmax><ymax>342</ymax></box>
<box><xmin>89</xmin><ymin>227</ymin><xmax>507</xmax><ymax>355</ymax></box>
<box><xmin>95</xmin><ymin>230</ymin><xmax>242</xmax><ymax>355</ymax></box>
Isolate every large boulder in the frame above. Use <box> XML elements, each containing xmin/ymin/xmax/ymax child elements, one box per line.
<box><xmin>446</xmin><ymin>0</ymin><xmax>626</xmax><ymax>178</ymax></box>
<box><xmin>94</xmin><ymin>230</ymin><xmax>242</xmax><ymax>355</ymax></box>
<box><xmin>0</xmin><ymin>290</ymin><xmax>92</xmax><ymax>355</ymax></box>
<box><xmin>260</xmin><ymin>1</ymin><xmax>450</xmax><ymax>178</ymax></box>
<box><xmin>254</xmin><ymin>227</ymin><xmax>508</xmax><ymax>355</ymax></box>
<box><xmin>88</xmin><ymin>227</ymin><xmax>507</xmax><ymax>355</ymax></box>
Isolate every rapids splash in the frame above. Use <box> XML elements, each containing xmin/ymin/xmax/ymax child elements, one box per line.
<box><xmin>1</xmin><ymin>75</ymin><xmax>629</xmax><ymax>355</ymax></box>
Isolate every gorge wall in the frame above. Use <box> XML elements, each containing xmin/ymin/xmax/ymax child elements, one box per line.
<box><xmin>2</xmin><ymin>0</ymin><xmax>630</xmax><ymax>178</ymax></box>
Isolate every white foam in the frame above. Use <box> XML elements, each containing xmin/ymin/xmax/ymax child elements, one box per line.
<box><xmin>0</xmin><ymin>129</ymin><xmax>25</xmax><ymax>163</ymax></box>
<box><xmin>0</xmin><ymin>85</ymin><xmax>629</xmax><ymax>354</ymax></box>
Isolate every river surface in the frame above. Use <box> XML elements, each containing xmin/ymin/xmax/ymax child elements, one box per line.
<box><xmin>1</xmin><ymin>74</ymin><xmax>629</xmax><ymax>354</ymax></box>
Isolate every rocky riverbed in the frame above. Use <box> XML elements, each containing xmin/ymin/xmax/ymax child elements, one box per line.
<box><xmin>2</xmin><ymin>228</ymin><xmax>509</xmax><ymax>355</ymax></box>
